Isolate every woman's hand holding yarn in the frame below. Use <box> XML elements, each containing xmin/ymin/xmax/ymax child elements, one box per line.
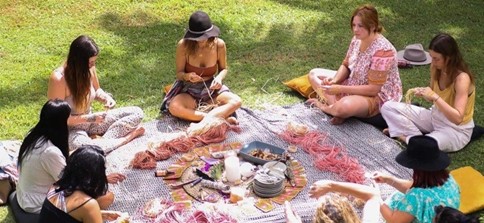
<box><xmin>308</xmin><ymin>180</ymin><xmax>333</xmax><ymax>199</ymax></box>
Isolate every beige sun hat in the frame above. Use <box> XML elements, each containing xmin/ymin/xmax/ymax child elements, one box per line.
<box><xmin>397</xmin><ymin>43</ymin><xmax>432</xmax><ymax>65</ymax></box>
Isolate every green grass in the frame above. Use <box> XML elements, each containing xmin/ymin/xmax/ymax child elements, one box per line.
<box><xmin>1</xmin><ymin>0</ymin><xmax>483</xmax><ymax>221</ymax></box>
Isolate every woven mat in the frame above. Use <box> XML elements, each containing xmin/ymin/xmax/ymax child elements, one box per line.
<box><xmin>106</xmin><ymin>103</ymin><xmax>411</xmax><ymax>222</ymax></box>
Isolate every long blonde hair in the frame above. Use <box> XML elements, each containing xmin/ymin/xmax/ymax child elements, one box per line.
<box><xmin>314</xmin><ymin>193</ymin><xmax>360</xmax><ymax>223</ymax></box>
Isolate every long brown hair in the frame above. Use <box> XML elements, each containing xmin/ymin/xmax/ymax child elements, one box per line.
<box><xmin>64</xmin><ymin>35</ymin><xmax>99</xmax><ymax>112</ymax></box>
<box><xmin>429</xmin><ymin>33</ymin><xmax>474</xmax><ymax>89</ymax></box>
<box><xmin>184</xmin><ymin>37</ymin><xmax>216</xmax><ymax>57</ymax></box>
<box><xmin>351</xmin><ymin>4</ymin><xmax>384</xmax><ymax>33</ymax></box>
<box><xmin>412</xmin><ymin>169</ymin><xmax>449</xmax><ymax>188</ymax></box>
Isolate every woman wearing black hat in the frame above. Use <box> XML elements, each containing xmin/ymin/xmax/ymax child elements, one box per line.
<box><xmin>287</xmin><ymin>136</ymin><xmax>460</xmax><ymax>223</ymax></box>
<box><xmin>161</xmin><ymin>11</ymin><xmax>241</xmax><ymax>124</ymax></box>
<box><xmin>381</xmin><ymin>33</ymin><xmax>475</xmax><ymax>152</ymax></box>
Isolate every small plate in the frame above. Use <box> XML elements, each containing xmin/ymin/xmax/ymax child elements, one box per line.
<box><xmin>239</xmin><ymin>141</ymin><xmax>285</xmax><ymax>165</ymax></box>
<box><xmin>263</xmin><ymin>161</ymin><xmax>287</xmax><ymax>174</ymax></box>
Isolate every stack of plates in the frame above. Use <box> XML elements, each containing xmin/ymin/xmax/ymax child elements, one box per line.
<box><xmin>253</xmin><ymin>169</ymin><xmax>285</xmax><ymax>198</ymax></box>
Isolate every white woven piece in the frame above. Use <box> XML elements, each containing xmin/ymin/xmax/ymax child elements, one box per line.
<box><xmin>106</xmin><ymin>103</ymin><xmax>411</xmax><ymax>223</ymax></box>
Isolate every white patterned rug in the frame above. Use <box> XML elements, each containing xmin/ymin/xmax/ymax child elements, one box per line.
<box><xmin>106</xmin><ymin>103</ymin><xmax>411</xmax><ymax>223</ymax></box>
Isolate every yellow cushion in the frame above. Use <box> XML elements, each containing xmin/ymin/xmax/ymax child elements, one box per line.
<box><xmin>164</xmin><ymin>84</ymin><xmax>172</xmax><ymax>94</ymax></box>
<box><xmin>450</xmin><ymin>166</ymin><xmax>484</xmax><ymax>214</ymax></box>
<box><xmin>283</xmin><ymin>74</ymin><xmax>316</xmax><ymax>98</ymax></box>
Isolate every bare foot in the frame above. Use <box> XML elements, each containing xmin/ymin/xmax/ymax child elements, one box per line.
<box><xmin>397</xmin><ymin>136</ymin><xmax>407</xmax><ymax>144</ymax></box>
<box><xmin>306</xmin><ymin>98</ymin><xmax>325</xmax><ymax>110</ymax></box>
<box><xmin>330</xmin><ymin>117</ymin><xmax>345</xmax><ymax>125</ymax></box>
<box><xmin>226</xmin><ymin>116</ymin><xmax>239</xmax><ymax>125</ymax></box>
<box><xmin>125</xmin><ymin>127</ymin><xmax>145</xmax><ymax>143</ymax></box>
<box><xmin>382</xmin><ymin>128</ymin><xmax>390</xmax><ymax>136</ymax></box>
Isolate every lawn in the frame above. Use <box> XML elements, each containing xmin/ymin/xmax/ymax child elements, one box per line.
<box><xmin>1</xmin><ymin>0</ymin><xmax>483</xmax><ymax>222</ymax></box>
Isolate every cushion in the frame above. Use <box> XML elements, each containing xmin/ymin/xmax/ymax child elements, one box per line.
<box><xmin>450</xmin><ymin>166</ymin><xmax>484</xmax><ymax>214</ymax></box>
<box><xmin>357</xmin><ymin>114</ymin><xmax>388</xmax><ymax>129</ymax></box>
<box><xmin>283</xmin><ymin>74</ymin><xmax>316</xmax><ymax>98</ymax></box>
<box><xmin>8</xmin><ymin>191</ymin><xmax>40</xmax><ymax>223</ymax></box>
<box><xmin>470</xmin><ymin>125</ymin><xmax>484</xmax><ymax>142</ymax></box>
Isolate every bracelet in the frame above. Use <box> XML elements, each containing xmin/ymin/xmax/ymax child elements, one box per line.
<box><xmin>433</xmin><ymin>96</ymin><xmax>441</xmax><ymax>103</ymax></box>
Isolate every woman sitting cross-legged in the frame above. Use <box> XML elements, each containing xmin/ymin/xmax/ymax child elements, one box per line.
<box><xmin>381</xmin><ymin>33</ymin><xmax>475</xmax><ymax>152</ymax></box>
<box><xmin>16</xmin><ymin>99</ymin><xmax>72</xmax><ymax>216</ymax></box>
<box><xmin>48</xmin><ymin>35</ymin><xmax>145</xmax><ymax>153</ymax></box>
<box><xmin>38</xmin><ymin>145</ymin><xmax>125</xmax><ymax>223</ymax></box>
<box><xmin>15</xmin><ymin>99</ymin><xmax>127</xmax><ymax>219</ymax></box>
<box><xmin>160</xmin><ymin>11</ymin><xmax>242</xmax><ymax>125</ymax></box>
<box><xmin>307</xmin><ymin>4</ymin><xmax>402</xmax><ymax>125</ymax></box>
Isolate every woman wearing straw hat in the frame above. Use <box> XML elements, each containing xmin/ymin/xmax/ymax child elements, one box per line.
<box><xmin>161</xmin><ymin>11</ymin><xmax>241</xmax><ymax>124</ymax></box>
<box><xmin>307</xmin><ymin>4</ymin><xmax>402</xmax><ymax>125</ymax></box>
<box><xmin>381</xmin><ymin>33</ymin><xmax>476</xmax><ymax>152</ymax></box>
<box><xmin>285</xmin><ymin>135</ymin><xmax>460</xmax><ymax>223</ymax></box>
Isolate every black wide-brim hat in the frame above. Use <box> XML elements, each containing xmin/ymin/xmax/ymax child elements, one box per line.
<box><xmin>396</xmin><ymin>135</ymin><xmax>450</xmax><ymax>171</ymax></box>
<box><xmin>183</xmin><ymin>11</ymin><xmax>220</xmax><ymax>41</ymax></box>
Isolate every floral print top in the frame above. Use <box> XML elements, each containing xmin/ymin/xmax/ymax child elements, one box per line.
<box><xmin>386</xmin><ymin>176</ymin><xmax>461</xmax><ymax>223</ymax></box>
<box><xmin>342</xmin><ymin>35</ymin><xmax>402</xmax><ymax>105</ymax></box>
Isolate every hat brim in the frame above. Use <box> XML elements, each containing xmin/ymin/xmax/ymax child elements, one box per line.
<box><xmin>397</xmin><ymin>50</ymin><xmax>432</xmax><ymax>65</ymax></box>
<box><xmin>183</xmin><ymin>25</ymin><xmax>220</xmax><ymax>41</ymax></box>
<box><xmin>395</xmin><ymin>149</ymin><xmax>450</xmax><ymax>171</ymax></box>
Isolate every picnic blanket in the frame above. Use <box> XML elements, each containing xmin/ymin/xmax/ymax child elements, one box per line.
<box><xmin>106</xmin><ymin>103</ymin><xmax>411</xmax><ymax>222</ymax></box>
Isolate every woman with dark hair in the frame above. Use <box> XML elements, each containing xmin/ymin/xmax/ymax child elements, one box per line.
<box><xmin>48</xmin><ymin>35</ymin><xmax>145</xmax><ymax>153</ymax></box>
<box><xmin>161</xmin><ymin>11</ymin><xmax>242</xmax><ymax>124</ymax></box>
<box><xmin>286</xmin><ymin>135</ymin><xmax>460</xmax><ymax>223</ymax></box>
<box><xmin>307</xmin><ymin>4</ymin><xmax>402</xmax><ymax>125</ymax></box>
<box><xmin>15</xmin><ymin>100</ymin><xmax>124</xmax><ymax>216</ymax></box>
<box><xmin>434</xmin><ymin>205</ymin><xmax>479</xmax><ymax>223</ymax></box>
<box><xmin>381</xmin><ymin>33</ymin><xmax>475</xmax><ymax>152</ymax></box>
<box><xmin>38</xmin><ymin>145</ymin><xmax>123</xmax><ymax>222</ymax></box>
<box><xmin>16</xmin><ymin>99</ymin><xmax>71</xmax><ymax>214</ymax></box>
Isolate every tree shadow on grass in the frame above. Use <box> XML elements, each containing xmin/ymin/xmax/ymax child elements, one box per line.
<box><xmin>96</xmin><ymin>11</ymin><xmax>182</xmax><ymax>110</ymax></box>
<box><xmin>270</xmin><ymin>0</ymin><xmax>483</xmax><ymax>48</ymax></box>
<box><xmin>95</xmin><ymin>9</ymin><xmax>352</xmax><ymax>108</ymax></box>
<box><xmin>0</xmin><ymin>75</ymin><xmax>47</xmax><ymax>109</ymax></box>
<box><xmin>269</xmin><ymin>0</ymin><xmax>483</xmax><ymax>112</ymax></box>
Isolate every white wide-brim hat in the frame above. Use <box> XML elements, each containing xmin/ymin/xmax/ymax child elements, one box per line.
<box><xmin>397</xmin><ymin>43</ymin><xmax>432</xmax><ymax>65</ymax></box>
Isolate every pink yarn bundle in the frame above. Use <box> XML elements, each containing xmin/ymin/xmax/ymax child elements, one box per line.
<box><xmin>279</xmin><ymin>129</ymin><xmax>365</xmax><ymax>183</ymax></box>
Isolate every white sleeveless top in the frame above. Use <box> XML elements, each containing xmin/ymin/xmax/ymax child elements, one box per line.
<box><xmin>55</xmin><ymin>67</ymin><xmax>95</xmax><ymax>115</ymax></box>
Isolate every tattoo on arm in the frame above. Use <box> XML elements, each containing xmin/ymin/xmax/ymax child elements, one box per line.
<box><xmin>86</xmin><ymin>114</ymin><xmax>96</xmax><ymax>123</ymax></box>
